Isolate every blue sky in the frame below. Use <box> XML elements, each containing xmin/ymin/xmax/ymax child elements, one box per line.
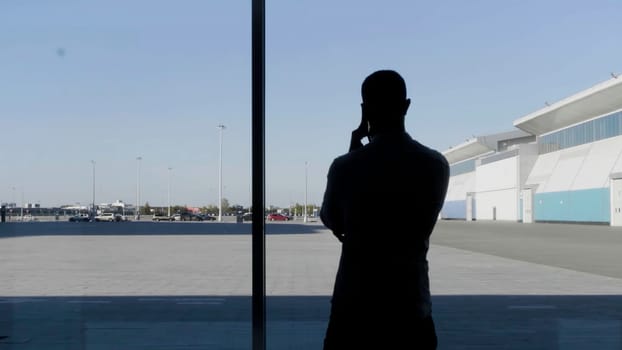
<box><xmin>1</xmin><ymin>0</ymin><xmax>621</xmax><ymax>208</ymax></box>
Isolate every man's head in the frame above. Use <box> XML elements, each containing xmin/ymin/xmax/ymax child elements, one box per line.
<box><xmin>361</xmin><ymin>70</ymin><xmax>411</xmax><ymax>136</ymax></box>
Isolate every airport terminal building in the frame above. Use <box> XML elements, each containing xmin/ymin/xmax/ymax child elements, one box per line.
<box><xmin>441</xmin><ymin>75</ymin><xmax>622</xmax><ymax>225</ymax></box>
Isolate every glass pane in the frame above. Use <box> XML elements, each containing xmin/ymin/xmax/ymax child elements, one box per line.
<box><xmin>1</xmin><ymin>2</ymin><xmax>252</xmax><ymax>348</ymax></box>
<box><xmin>265</xmin><ymin>2</ymin><xmax>622</xmax><ymax>350</ymax></box>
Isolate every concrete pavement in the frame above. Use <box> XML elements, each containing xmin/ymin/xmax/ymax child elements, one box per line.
<box><xmin>1</xmin><ymin>221</ymin><xmax>621</xmax><ymax>349</ymax></box>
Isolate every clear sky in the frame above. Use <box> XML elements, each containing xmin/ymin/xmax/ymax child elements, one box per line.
<box><xmin>1</xmin><ymin>0</ymin><xmax>621</xmax><ymax>208</ymax></box>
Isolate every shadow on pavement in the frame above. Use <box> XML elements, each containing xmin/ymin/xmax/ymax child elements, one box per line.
<box><xmin>2</xmin><ymin>294</ymin><xmax>622</xmax><ymax>349</ymax></box>
<box><xmin>0</xmin><ymin>222</ymin><xmax>327</xmax><ymax>238</ymax></box>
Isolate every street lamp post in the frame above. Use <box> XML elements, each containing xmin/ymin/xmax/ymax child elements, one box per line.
<box><xmin>20</xmin><ymin>187</ymin><xmax>24</xmax><ymax>221</ymax></box>
<box><xmin>91</xmin><ymin>160</ymin><xmax>96</xmax><ymax>219</ymax></box>
<box><xmin>136</xmin><ymin>156</ymin><xmax>142</xmax><ymax>220</ymax></box>
<box><xmin>217</xmin><ymin>124</ymin><xmax>226</xmax><ymax>222</ymax></box>
<box><xmin>304</xmin><ymin>161</ymin><xmax>308</xmax><ymax>223</ymax></box>
<box><xmin>167</xmin><ymin>167</ymin><xmax>172</xmax><ymax>217</ymax></box>
<box><xmin>10</xmin><ymin>186</ymin><xmax>16</xmax><ymax>221</ymax></box>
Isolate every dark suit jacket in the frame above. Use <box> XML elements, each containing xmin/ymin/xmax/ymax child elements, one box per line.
<box><xmin>321</xmin><ymin>131</ymin><xmax>449</xmax><ymax>321</ymax></box>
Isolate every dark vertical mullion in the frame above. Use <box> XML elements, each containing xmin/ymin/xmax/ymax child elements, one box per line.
<box><xmin>251</xmin><ymin>1</ymin><xmax>266</xmax><ymax>350</ymax></box>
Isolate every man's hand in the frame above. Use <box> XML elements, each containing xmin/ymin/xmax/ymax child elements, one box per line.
<box><xmin>349</xmin><ymin>114</ymin><xmax>368</xmax><ymax>152</ymax></box>
<box><xmin>334</xmin><ymin>231</ymin><xmax>344</xmax><ymax>242</ymax></box>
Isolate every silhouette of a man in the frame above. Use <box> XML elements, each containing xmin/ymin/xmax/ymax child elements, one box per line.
<box><xmin>320</xmin><ymin>70</ymin><xmax>449</xmax><ymax>349</ymax></box>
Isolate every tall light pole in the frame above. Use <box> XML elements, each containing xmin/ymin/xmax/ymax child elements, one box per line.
<box><xmin>11</xmin><ymin>186</ymin><xmax>15</xmax><ymax>221</ymax></box>
<box><xmin>217</xmin><ymin>124</ymin><xmax>226</xmax><ymax>222</ymax></box>
<box><xmin>136</xmin><ymin>156</ymin><xmax>142</xmax><ymax>220</ymax></box>
<box><xmin>91</xmin><ymin>160</ymin><xmax>96</xmax><ymax>218</ymax></box>
<box><xmin>304</xmin><ymin>161</ymin><xmax>308</xmax><ymax>223</ymax></box>
<box><xmin>167</xmin><ymin>167</ymin><xmax>172</xmax><ymax>217</ymax></box>
<box><xmin>20</xmin><ymin>187</ymin><xmax>24</xmax><ymax>220</ymax></box>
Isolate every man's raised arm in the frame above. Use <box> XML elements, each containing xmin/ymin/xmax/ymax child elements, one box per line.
<box><xmin>320</xmin><ymin>161</ymin><xmax>344</xmax><ymax>242</ymax></box>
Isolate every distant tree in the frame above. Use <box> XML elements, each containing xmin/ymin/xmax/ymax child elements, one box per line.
<box><xmin>141</xmin><ymin>202</ymin><xmax>151</xmax><ymax>215</ymax></box>
<box><xmin>202</xmin><ymin>205</ymin><xmax>219</xmax><ymax>215</ymax></box>
<box><xmin>292</xmin><ymin>203</ymin><xmax>317</xmax><ymax>217</ymax></box>
<box><xmin>171</xmin><ymin>205</ymin><xmax>186</xmax><ymax>214</ymax></box>
<box><xmin>267</xmin><ymin>205</ymin><xmax>278</xmax><ymax>214</ymax></box>
<box><xmin>228</xmin><ymin>204</ymin><xmax>244</xmax><ymax>215</ymax></box>
<box><xmin>221</xmin><ymin>198</ymin><xmax>230</xmax><ymax>213</ymax></box>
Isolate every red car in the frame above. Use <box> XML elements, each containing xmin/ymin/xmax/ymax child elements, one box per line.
<box><xmin>267</xmin><ymin>213</ymin><xmax>289</xmax><ymax>221</ymax></box>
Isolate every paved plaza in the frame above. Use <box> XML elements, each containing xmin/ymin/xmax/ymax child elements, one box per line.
<box><xmin>1</xmin><ymin>221</ymin><xmax>622</xmax><ymax>349</ymax></box>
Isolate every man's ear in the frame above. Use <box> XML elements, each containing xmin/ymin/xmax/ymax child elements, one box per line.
<box><xmin>403</xmin><ymin>98</ymin><xmax>411</xmax><ymax>115</ymax></box>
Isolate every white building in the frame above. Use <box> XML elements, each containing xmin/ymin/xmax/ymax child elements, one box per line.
<box><xmin>442</xmin><ymin>73</ymin><xmax>622</xmax><ymax>225</ymax></box>
<box><xmin>98</xmin><ymin>200</ymin><xmax>136</xmax><ymax>214</ymax></box>
<box><xmin>514</xmin><ymin>74</ymin><xmax>622</xmax><ymax>225</ymax></box>
<box><xmin>441</xmin><ymin>130</ymin><xmax>535</xmax><ymax>221</ymax></box>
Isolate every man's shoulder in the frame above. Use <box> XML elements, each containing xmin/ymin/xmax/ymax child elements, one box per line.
<box><xmin>326</xmin><ymin>148</ymin><xmax>368</xmax><ymax>179</ymax></box>
<box><xmin>330</xmin><ymin>151</ymin><xmax>356</xmax><ymax>170</ymax></box>
<box><xmin>421</xmin><ymin>144</ymin><xmax>449</xmax><ymax>167</ymax></box>
<box><xmin>408</xmin><ymin>137</ymin><xmax>449</xmax><ymax>167</ymax></box>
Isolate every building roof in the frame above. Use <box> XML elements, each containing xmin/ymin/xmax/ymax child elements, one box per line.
<box><xmin>443</xmin><ymin>138</ymin><xmax>492</xmax><ymax>164</ymax></box>
<box><xmin>513</xmin><ymin>74</ymin><xmax>622</xmax><ymax>136</ymax></box>
<box><xmin>443</xmin><ymin>130</ymin><xmax>531</xmax><ymax>164</ymax></box>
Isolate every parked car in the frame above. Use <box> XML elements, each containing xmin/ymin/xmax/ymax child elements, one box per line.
<box><xmin>242</xmin><ymin>212</ymin><xmax>253</xmax><ymax>221</ymax></box>
<box><xmin>19</xmin><ymin>214</ymin><xmax>38</xmax><ymax>222</ymax></box>
<box><xmin>95</xmin><ymin>213</ymin><xmax>120</xmax><ymax>222</ymax></box>
<box><xmin>200</xmin><ymin>214</ymin><xmax>217</xmax><ymax>221</ymax></box>
<box><xmin>179</xmin><ymin>213</ymin><xmax>204</xmax><ymax>221</ymax></box>
<box><xmin>267</xmin><ymin>213</ymin><xmax>289</xmax><ymax>221</ymax></box>
<box><xmin>152</xmin><ymin>213</ymin><xmax>174</xmax><ymax>221</ymax></box>
<box><xmin>69</xmin><ymin>214</ymin><xmax>90</xmax><ymax>222</ymax></box>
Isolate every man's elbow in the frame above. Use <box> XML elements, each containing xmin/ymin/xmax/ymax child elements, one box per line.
<box><xmin>320</xmin><ymin>208</ymin><xmax>331</xmax><ymax>228</ymax></box>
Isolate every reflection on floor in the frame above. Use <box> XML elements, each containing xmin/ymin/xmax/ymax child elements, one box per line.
<box><xmin>1</xmin><ymin>295</ymin><xmax>621</xmax><ymax>350</ymax></box>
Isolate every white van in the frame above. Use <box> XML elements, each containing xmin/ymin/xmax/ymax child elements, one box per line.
<box><xmin>95</xmin><ymin>213</ymin><xmax>117</xmax><ymax>222</ymax></box>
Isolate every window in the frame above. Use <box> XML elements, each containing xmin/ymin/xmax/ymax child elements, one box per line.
<box><xmin>539</xmin><ymin>109</ymin><xmax>622</xmax><ymax>154</ymax></box>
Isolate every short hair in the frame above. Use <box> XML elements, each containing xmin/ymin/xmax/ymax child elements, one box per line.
<box><xmin>361</xmin><ymin>70</ymin><xmax>407</xmax><ymax>104</ymax></box>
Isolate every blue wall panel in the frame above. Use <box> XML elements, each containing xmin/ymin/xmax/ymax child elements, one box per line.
<box><xmin>441</xmin><ymin>200</ymin><xmax>466</xmax><ymax>219</ymax></box>
<box><xmin>534</xmin><ymin>188</ymin><xmax>610</xmax><ymax>223</ymax></box>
